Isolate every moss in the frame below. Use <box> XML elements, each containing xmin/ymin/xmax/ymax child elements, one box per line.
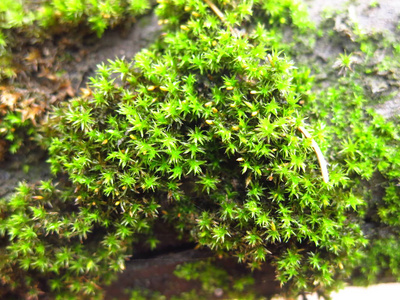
<box><xmin>294</xmin><ymin>4</ymin><xmax>400</xmax><ymax>288</ymax></box>
<box><xmin>0</xmin><ymin>0</ymin><xmax>151</xmax><ymax>157</ymax></box>
<box><xmin>1</xmin><ymin>0</ymin><xmax>400</xmax><ymax>299</ymax></box>
<box><xmin>0</xmin><ymin>181</ymin><xmax>144</xmax><ymax>298</ymax></box>
<box><xmin>44</xmin><ymin>0</ymin><xmax>364</xmax><ymax>296</ymax></box>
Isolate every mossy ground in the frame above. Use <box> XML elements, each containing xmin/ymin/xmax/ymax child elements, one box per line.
<box><xmin>0</xmin><ymin>1</ymin><xmax>400</xmax><ymax>299</ymax></box>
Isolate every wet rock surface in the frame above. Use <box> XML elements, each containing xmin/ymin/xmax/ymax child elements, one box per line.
<box><xmin>306</xmin><ymin>0</ymin><xmax>400</xmax><ymax>32</ymax></box>
<box><xmin>71</xmin><ymin>12</ymin><xmax>161</xmax><ymax>90</ymax></box>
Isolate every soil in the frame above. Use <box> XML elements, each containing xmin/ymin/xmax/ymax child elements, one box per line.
<box><xmin>1</xmin><ymin>1</ymin><xmax>399</xmax><ymax>299</ymax></box>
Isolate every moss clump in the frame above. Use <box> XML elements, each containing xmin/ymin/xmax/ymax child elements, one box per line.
<box><xmin>0</xmin><ymin>181</ymin><xmax>148</xmax><ymax>299</ymax></box>
<box><xmin>43</xmin><ymin>0</ymin><xmax>364</xmax><ymax>295</ymax></box>
<box><xmin>305</xmin><ymin>78</ymin><xmax>400</xmax><ymax>284</ymax></box>
<box><xmin>3</xmin><ymin>0</ymin><xmax>400</xmax><ymax>298</ymax></box>
<box><xmin>0</xmin><ymin>0</ymin><xmax>151</xmax><ymax>44</ymax></box>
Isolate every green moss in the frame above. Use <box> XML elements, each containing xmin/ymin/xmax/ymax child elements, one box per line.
<box><xmin>0</xmin><ymin>0</ymin><xmax>150</xmax><ymax>40</ymax></box>
<box><xmin>0</xmin><ymin>0</ymin><xmax>151</xmax><ymax>157</ymax></box>
<box><xmin>0</xmin><ymin>181</ymin><xmax>149</xmax><ymax>298</ymax></box>
<box><xmin>296</xmin><ymin>5</ymin><xmax>400</xmax><ymax>288</ymax></box>
<box><xmin>43</xmin><ymin>0</ymin><xmax>364</xmax><ymax>296</ymax></box>
<box><xmin>1</xmin><ymin>0</ymin><xmax>400</xmax><ymax>298</ymax></box>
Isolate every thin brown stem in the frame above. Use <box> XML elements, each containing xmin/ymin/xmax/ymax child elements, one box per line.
<box><xmin>203</xmin><ymin>0</ymin><xmax>239</xmax><ymax>36</ymax></box>
<box><xmin>297</xmin><ymin>126</ymin><xmax>329</xmax><ymax>183</ymax></box>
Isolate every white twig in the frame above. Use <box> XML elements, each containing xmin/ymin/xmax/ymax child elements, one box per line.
<box><xmin>298</xmin><ymin>126</ymin><xmax>329</xmax><ymax>183</ymax></box>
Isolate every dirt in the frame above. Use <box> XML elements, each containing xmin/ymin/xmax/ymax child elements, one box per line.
<box><xmin>105</xmin><ymin>248</ymin><xmax>280</xmax><ymax>300</ymax></box>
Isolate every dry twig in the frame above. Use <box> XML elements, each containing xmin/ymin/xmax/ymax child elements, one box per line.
<box><xmin>204</xmin><ymin>0</ymin><xmax>239</xmax><ymax>36</ymax></box>
<box><xmin>298</xmin><ymin>126</ymin><xmax>330</xmax><ymax>183</ymax></box>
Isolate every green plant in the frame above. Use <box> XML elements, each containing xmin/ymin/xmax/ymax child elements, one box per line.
<box><xmin>369</xmin><ymin>1</ymin><xmax>379</xmax><ymax>9</ymax></box>
<box><xmin>43</xmin><ymin>0</ymin><xmax>365</xmax><ymax>296</ymax></box>
<box><xmin>305</xmin><ymin>77</ymin><xmax>400</xmax><ymax>285</ymax></box>
<box><xmin>2</xmin><ymin>0</ymin><xmax>400</xmax><ymax>299</ymax></box>
<box><xmin>0</xmin><ymin>0</ymin><xmax>151</xmax><ymax>43</ymax></box>
<box><xmin>0</xmin><ymin>0</ymin><xmax>151</xmax><ymax>157</ymax></box>
<box><xmin>299</xmin><ymin>6</ymin><xmax>400</xmax><ymax>287</ymax></box>
<box><xmin>0</xmin><ymin>179</ymin><xmax>158</xmax><ymax>299</ymax></box>
<box><xmin>332</xmin><ymin>52</ymin><xmax>358</xmax><ymax>75</ymax></box>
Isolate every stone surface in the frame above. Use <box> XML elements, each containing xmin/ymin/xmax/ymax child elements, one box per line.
<box><xmin>374</xmin><ymin>94</ymin><xmax>400</xmax><ymax>119</ymax></box>
<box><xmin>305</xmin><ymin>0</ymin><xmax>400</xmax><ymax>32</ymax></box>
<box><xmin>305</xmin><ymin>0</ymin><xmax>400</xmax><ymax>119</ymax></box>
